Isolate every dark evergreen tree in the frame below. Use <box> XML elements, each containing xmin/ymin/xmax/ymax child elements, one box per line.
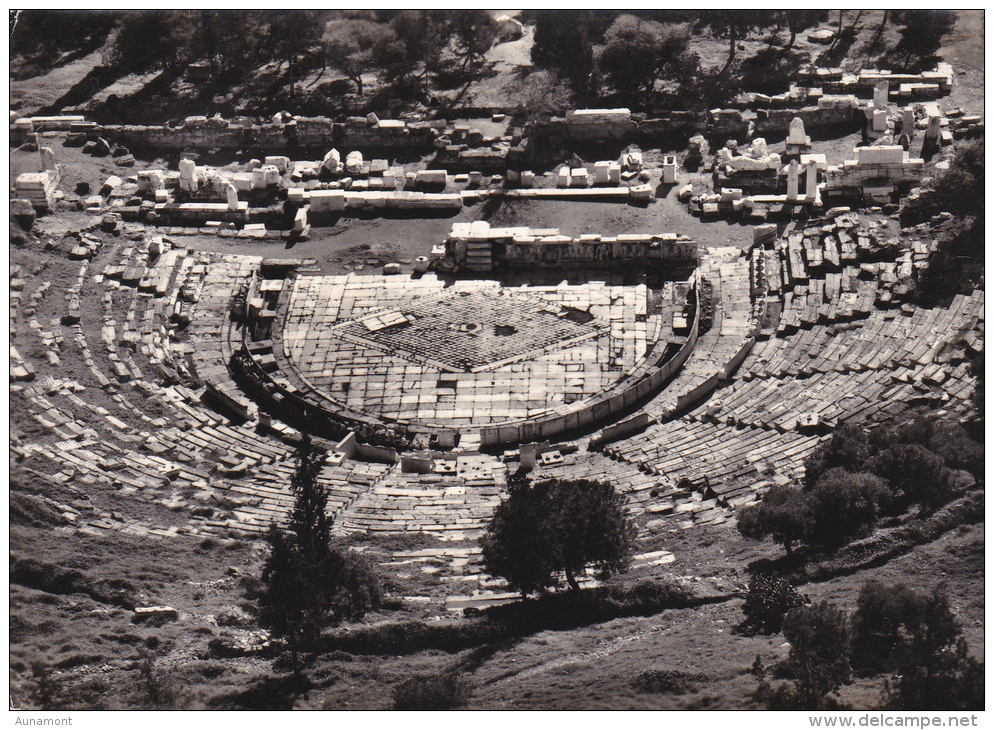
<box><xmin>803</xmin><ymin>422</ymin><xmax>869</xmax><ymax>488</ymax></box>
<box><xmin>781</xmin><ymin>602</ymin><xmax>853</xmax><ymax>709</ymax></box>
<box><xmin>885</xmin><ymin>587</ymin><xmax>985</xmax><ymax>710</ymax></box>
<box><xmin>597</xmin><ymin>15</ymin><xmax>689</xmax><ymax>98</ymax></box>
<box><xmin>449</xmin><ymin>10</ymin><xmax>498</xmax><ymax>70</ymax></box>
<box><xmin>807</xmin><ymin>468</ymin><xmax>891</xmax><ymax>547</ymax></box>
<box><xmin>257</xmin><ymin>436</ymin><xmax>381</xmax><ymax>673</ymax></box>
<box><xmin>850</xmin><ymin>580</ymin><xmax>925</xmax><ymax>672</ymax></box>
<box><xmin>531</xmin><ymin>9</ymin><xmax>595</xmax><ymax>104</ymax></box>
<box><xmin>481</xmin><ymin>477</ymin><xmax>635</xmax><ymax>596</ymax></box>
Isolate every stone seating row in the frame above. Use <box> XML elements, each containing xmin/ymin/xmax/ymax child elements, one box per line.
<box><xmin>606</xmin><ymin>418</ymin><xmax>827</xmax><ymax>509</ymax></box>
<box><xmin>20</xmin><ymin>379</ymin><xmax>394</xmax><ymax>538</ymax></box>
<box><xmin>687</xmin><ymin>361</ymin><xmax>973</xmax><ymax>435</ymax></box>
<box><xmin>741</xmin><ymin>289</ymin><xmax>983</xmax><ymax>380</ymax></box>
<box><xmin>332</xmin><ymin>460</ymin><xmax>507</xmax><ymax>540</ymax></box>
<box><xmin>643</xmin><ymin>248</ymin><xmax>755</xmax><ymax>418</ymax></box>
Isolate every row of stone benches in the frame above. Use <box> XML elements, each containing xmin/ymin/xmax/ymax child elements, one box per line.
<box><xmin>741</xmin><ymin>289</ymin><xmax>983</xmax><ymax>380</ymax></box>
<box><xmin>606</xmin><ymin>417</ymin><xmax>827</xmax><ymax>509</ymax></box>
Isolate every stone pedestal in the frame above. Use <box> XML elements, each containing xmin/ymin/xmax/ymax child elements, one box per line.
<box><xmin>786</xmin><ymin>159</ymin><xmax>799</xmax><ymax>200</ymax></box>
<box><xmin>873</xmin><ymin>81</ymin><xmax>889</xmax><ymax>108</ymax></box>
<box><xmin>872</xmin><ymin>108</ymin><xmax>889</xmax><ymax>132</ymax></box>
<box><xmin>805</xmin><ymin>161</ymin><xmax>818</xmax><ymax>198</ymax></box>
<box><xmin>902</xmin><ymin>107</ymin><xmax>915</xmax><ymax>137</ymax></box>
<box><xmin>661</xmin><ymin>155</ymin><xmax>677</xmax><ymax>184</ymax></box>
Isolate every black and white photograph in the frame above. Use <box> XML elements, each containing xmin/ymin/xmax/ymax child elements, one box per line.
<box><xmin>8</xmin><ymin>9</ymin><xmax>985</xmax><ymax>714</ymax></box>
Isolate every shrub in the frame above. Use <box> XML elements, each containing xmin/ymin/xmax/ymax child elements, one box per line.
<box><xmin>392</xmin><ymin>672</ymin><xmax>472</xmax><ymax>710</ymax></box>
<box><xmin>632</xmin><ymin>668</ymin><xmax>707</xmax><ymax>694</ymax></box>
<box><xmin>885</xmin><ymin>587</ymin><xmax>985</xmax><ymax>710</ymax></box>
<box><xmin>807</xmin><ymin>469</ymin><xmax>892</xmax><ymax>547</ymax></box>
<box><xmin>741</xmin><ymin>573</ymin><xmax>809</xmax><ymax>634</ymax></box>
<box><xmin>850</xmin><ymin>580</ymin><xmax>924</xmax><ymax>672</ymax></box>
<box><xmin>737</xmin><ymin>484</ymin><xmax>813</xmax><ymax>556</ymax></box>
<box><xmin>927</xmin><ymin>421</ymin><xmax>984</xmax><ymax>477</ymax></box>
<box><xmin>868</xmin><ymin>443</ymin><xmax>948</xmax><ymax>507</ymax></box>
<box><xmin>780</xmin><ymin>602</ymin><xmax>852</xmax><ymax>709</ymax></box>
<box><xmin>804</xmin><ymin>423</ymin><xmax>869</xmax><ymax>488</ymax></box>
<box><xmin>869</xmin><ymin>416</ymin><xmax>935</xmax><ymax>451</ymax></box>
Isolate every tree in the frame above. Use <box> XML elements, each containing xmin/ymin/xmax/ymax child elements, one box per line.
<box><xmin>885</xmin><ymin>587</ymin><xmax>985</xmax><ymax>710</ymax></box>
<box><xmin>779</xmin><ymin>602</ymin><xmax>853</xmax><ymax>709</ymax></box>
<box><xmin>867</xmin><ymin>443</ymin><xmax>948</xmax><ymax>507</ymax></box>
<box><xmin>736</xmin><ymin>484</ymin><xmax>813</xmax><ymax>556</ymax></box>
<box><xmin>807</xmin><ymin>468</ymin><xmax>891</xmax><ymax>547</ymax></box>
<box><xmin>390</xmin><ymin>10</ymin><xmax>452</xmax><ymax>97</ymax></box>
<box><xmin>892</xmin><ymin>10</ymin><xmax>955</xmax><ymax>55</ymax></box>
<box><xmin>481</xmin><ymin>477</ymin><xmax>635</xmax><ymax>596</ymax></box>
<box><xmin>803</xmin><ymin>422</ymin><xmax>869</xmax><ymax>488</ymax></box>
<box><xmin>776</xmin><ymin>10</ymin><xmax>828</xmax><ymax>58</ymax></box>
<box><xmin>850</xmin><ymin>580</ymin><xmax>926</xmax><ymax>672</ymax></box>
<box><xmin>597</xmin><ymin>15</ymin><xmax>689</xmax><ymax>98</ymax></box>
<box><xmin>323</xmin><ymin>19</ymin><xmax>403</xmax><ymax>96</ymax></box>
<box><xmin>531</xmin><ymin>9</ymin><xmax>595</xmax><ymax>104</ymax></box>
<box><xmin>449</xmin><ymin>10</ymin><xmax>498</xmax><ymax>70</ymax></box>
<box><xmin>509</xmin><ymin>70</ymin><xmax>575</xmax><ymax>121</ymax></box>
<box><xmin>263</xmin><ymin>10</ymin><xmax>322</xmax><ymax>100</ymax></box>
<box><xmin>257</xmin><ymin>436</ymin><xmax>381</xmax><ymax>672</ymax></box>
<box><xmin>702</xmin><ymin>10</ymin><xmax>762</xmax><ymax>74</ymax></box>
<box><xmin>106</xmin><ymin>10</ymin><xmax>183</xmax><ymax>73</ymax></box>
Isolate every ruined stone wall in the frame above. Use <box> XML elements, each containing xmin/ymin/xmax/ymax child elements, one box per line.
<box><xmin>502</xmin><ymin>236</ymin><xmax>698</xmax><ymax>267</ymax></box>
<box><xmin>93</xmin><ymin>116</ymin><xmax>437</xmax><ymax>154</ymax></box>
<box><xmin>709</xmin><ymin>98</ymin><xmax>860</xmax><ymax>140</ymax></box>
<box><xmin>754</xmin><ymin>103</ymin><xmax>859</xmax><ymax>135</ymax></box>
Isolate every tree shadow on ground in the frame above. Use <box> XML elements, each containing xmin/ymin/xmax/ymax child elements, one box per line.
<box><xmin>320</xmin><ymin>578</ymin><xmax>714</xmax><ymax>658</ymax></box>
<box><xmin>209</xmin><ymin>671</ymin><xmax>313</xmax><ymax>710</ymax></box>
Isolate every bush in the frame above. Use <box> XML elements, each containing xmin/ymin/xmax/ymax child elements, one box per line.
<box><xmin>869</xmin><ymin>415</ymin><xmax>935</xmax><ymax>451</ymax></box>
<box><xmin>804</xmin><ymin>424</ymin><xmax>869</xmax><ymax>488</ymax></box>
<box><xmin>392</xmin><ymin>672</ymin><xmax>472</xmax><ymax>710</ymax></box>
<box><xmin>927</xmin><ymin>421</ymin><xmax>984</xmax><ymax>477</ymax></box>
<box><xmin>850</xmin><ymin>580</ymin><xmax>924</xmax><ymax>672</ymax></box>
<box><xmin>737</xmin><ymin>484</ymin><xmax>813</xmax><ymax>556</ymax></box>
<box><xmin>741</xmin><ymin>573</ymin><xmax>809</xmax><ymax>634</ymax></box>
<box><xmin>779</xmin><ymin>601</ymin><xmax>852</xmax><ymax>709</ymax></box>
<box><xmin>632</xmin><ymin>668</ymin><xmax>707</xmax><ymax>694</ymax></box>
<box><xmin>807</xmin><ymin>469</ymin><xmax>892</xmax><ymax>547</ymax></box>
<box><xmin>902</xmin><ymin>139</ymin><xmax>984</xmax><ymax>222</ymax></box>
<box><xmin>868</xmin><ymin>443</ymin><xmax>948</xmax><ymax>507</ymax></box>
<box><xmin>885</xmin><ymin>587</ymin><xmax>985</xmax><ymax>710</ymax></box>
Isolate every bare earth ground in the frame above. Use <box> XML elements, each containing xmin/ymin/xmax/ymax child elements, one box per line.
<box><xmin>8</xmin><ymin>10</ymin><xmax>985</xmax><ymax>710</ymax></box>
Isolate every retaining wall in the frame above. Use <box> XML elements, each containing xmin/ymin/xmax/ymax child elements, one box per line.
<box><xmin>91</xmin><ymin>117</ymin><xmax>438</xmax><ymax>154</ymax></box>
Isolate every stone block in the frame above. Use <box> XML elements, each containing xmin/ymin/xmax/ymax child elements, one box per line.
<box><xmin>872</xmin><ymin>108</ymin><xmax>889</xmax><ymax>132</ymax></box>
<box><xmin>855</xmin><ymin>146</ymin><xmax>904</xmax><ymax>165</ymax></box>
<box><xmin>264</xmin><ymin>155</ymin><xmax>290</xmax><ymax>173</ymax></box>
<box><xmin>345</xmin><ymin>150</ymin><xmax>363</xmax><ymax>174</ymax></box>
<box><xmin>415</xmin><ymin>169</ymin><xmax>447</xmax><ymax>186</ymax></box>
<box><xmin>323</xmin><ymin>148</ymin><xmax>341</xmax><ymax>173</ymax></box>
<box><xmin>661</xmin><ymin>155</ymin><xmax>677</xmax><ymax>184</ymax></box>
